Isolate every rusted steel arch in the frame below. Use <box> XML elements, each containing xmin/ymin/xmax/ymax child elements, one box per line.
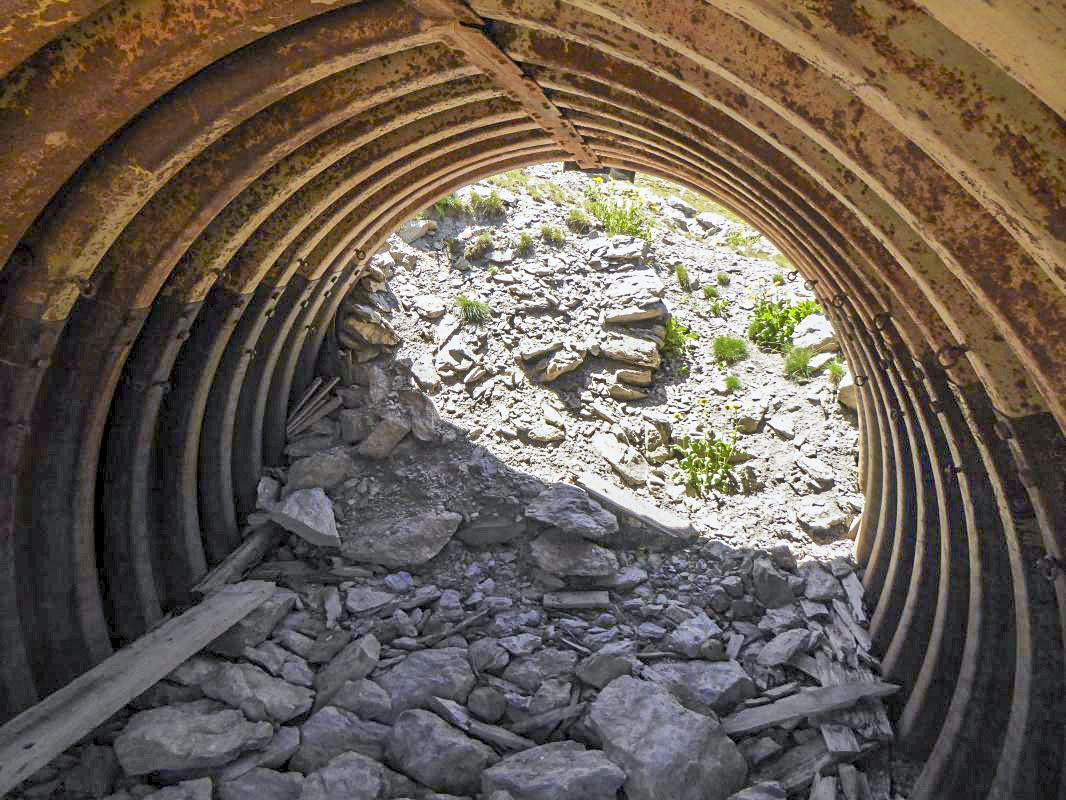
<box><xmin>479</xmin><ymin>0</ymin><xmax>1066</xmax><ymax>424</ymax></box>
<box><xmin>498</xmin><ymin>26</ymin><xmax>1035</xmax><ymax>419</ymax></box>
<box><xmin>0</xmin><ymin>1</ymin><xmax>1064</xmax><ymax>799</ymax></box>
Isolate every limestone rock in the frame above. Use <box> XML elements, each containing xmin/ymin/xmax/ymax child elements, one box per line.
<box><xmin>285</xmin><ymin>449</ymin><xmax>355</xmax><ymax>495</ymax></box>
<box><xmin>529</xmin><ymin>530</ymin><xmax>619</xmax><ymax>577</ymax></box>
<box><xmin>217</xmin><ymin>768</ymin><xmax>303</xmax><ymax>800</ymax></box>
<box><xmin>589</xmin><ymin>677</ymin><xmax>747</xmax><ymax>800</ymax></box>
<box><xmin>386</xmin><ymin>710</ymin><xmax>498</xmax><ymax>795</ymax></box>
<box><xmin>377</xmin><ymin>647</ymin><xmax>476</xmax><ymax>716</ymax></box>
<box><xmin>397</xmin><ymin>218</ymin><xmax>437</xmax><ymax>243</ymax></box>
<box><xmin>791</xmin><ymin>314</ymin><xmax>838</xmax><ymax>353</ymax></box>
<box><xmin>269</xmin><ymin>488</ymin><xmax>340</xmax><ymax>548</ymax></box>
<box><xmin>600</xmin><ymin>333</ymin><xmax>661</xmax><ymax>369</ymax></box>
<box><xmin>357</xmin><ymin>412</ymin><xmax>411</xmax><ymax>458</ymax></box>
<box><xmin>207</xmin><ymin>590</ymin><xmax>297</xmax><ymax>657</ymax></box>
<box><xmin>298</xmin><ymin>752</ymin><xmax>388</xmax><ymax>800</ymax></box>
<box><xmin>341</xmin><ymin>511</ymin><xmax>461</xmax><ymax>567</ymax></box>
<box><xmin>837</xmin><ymin>373</ymin><xmax>858</xmax><ymax>410</ymax></box>
<box><xmin>413</xmin><ymin>295</ymin><xmax>447</xmax><ymax>319</ymax></box>
<box><xmin>290</xmin><ymin>706</ymin><xmax>390</xmax><ymax>772</ymax></box>
<box><xmin>481</xmin><ymin>741</ymin><xmax>625</xmax><ymax>800</ymax></box>
<box><xmin>539</xmin><ymin>348</ymin><xmax>586</xmax><ymax>382</ymax></box>
<box><xmin>199</xmin><ymin>662</ymin><xmax>313</xmax><ymax>723</ymax></box>
<box><xmin>114</xmin><ymin>700</ymin><xmax>273</xmax><ymax>775</ymax></box>
<box><xmin>525</xmin><ymin>484</ymin><xmax>618</xmax><ymax>542</ymax></box>
<box><xmin>652</xmin><ymin>660</ymin><xmax>757</xmax><ymax>713</ymax></box>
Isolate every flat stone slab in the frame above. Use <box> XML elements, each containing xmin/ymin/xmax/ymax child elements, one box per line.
<box><xmin>543</xmin><ymin>591</ymin><xmax>611</xmax><ymax>610</ymax></box>
<box><xmin>722</xmin><ymin>681</ymin><xmax>900</xmax><ymax>737</ymax></box>
<box><xmin>576</xmin><ymin>473</ymin><xmax>696</xmax><ymax>549</ymax></box>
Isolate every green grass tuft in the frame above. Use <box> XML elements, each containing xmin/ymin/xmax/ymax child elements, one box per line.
<box><xmin>783</xmin><ymin>346</ymin><xmax>816</xmax><ymax>380</ymax></box>
<box><xmin>464</xmin><ymin>232</ymin><xmax>493</xmax><ymax>260</ymax></box>
<box><xmin>540</xmin><ymin>224</ymin><xmax>566</xmax><ymax>246</ymax></box>
<box><xmin>431</xmin><ymin>193</ymin><xmax>468</xmax><ymax>218</ymax></box>
<box><xmin>515</xmin><ymin>231</ymin><xmax>535</xmax><ymax>257</ymax></box>
<box><xmin>566</xmin><ymin>208</ymin><xmax>593</xmax><ymax>233</ymax></box>
<box><xmin>826</xmin><ymin>358</ymin><xmax>845</xmax><ymax>385</ymax></box>
<box><xmin>455</xmin><ymin>294</ymin><xmax>492</xmax><ymax>325</ymax></box>
<box><xmin>469</xmin><ymin>189</ymin><xmax>506</xmax><ymax>219</ymax></box>
<box><xmin>489</xmin><ymin>169</ymin><xmax>529</xmax><ymax>192</ymax></box>
<box><xmin>713</xmin><ymin>335</ymin><xmax>748</xmax><ymax>365</ymax></box>
<box><xmin>716</xmin><ymin>271</ymin><xmax>731</xmax><ymax>286</ymax></box>
<box><xmin>724</xmin><ymin>374</ymin><xmax>742</xmax><ymax>392</ymax></box>
<box><xmin>772</xmin><ymin>273</ymin><xmax>785</xmax><ymax>285</ymax></box>
<box><xmin>584</xmin><ymin>180</ymin><xmax>652</xmax><ymax>240</ymax></box>
<box><xmin>702</xmin><ymin>286</ymin><xmax>718</xmax><ymax>300</ymax></box>
<box><xmin>674</xmin><ymin>264</ymin><xmax>691</xmax><ymax>292</ymax></box>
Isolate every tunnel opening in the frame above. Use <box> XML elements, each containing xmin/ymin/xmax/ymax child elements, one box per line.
<box><xmin>0</xmin><ymin>0</ymin><xmax>1064</xmax><ymax>798</ymax></box>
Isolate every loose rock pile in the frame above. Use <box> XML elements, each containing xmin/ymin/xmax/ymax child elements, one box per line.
<box><xmin>11</xmin><ymin>169</ymin><xmax>914</xmax><ymax>800</ymax></box>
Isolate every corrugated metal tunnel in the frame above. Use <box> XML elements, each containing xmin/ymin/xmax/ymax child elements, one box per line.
<box><xmin>0</xmin><ymin>0</ymin><xmax>1064</xmax><ymax>796</ymax></box>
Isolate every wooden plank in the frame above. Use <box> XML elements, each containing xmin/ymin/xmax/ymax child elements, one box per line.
<box><xmin>576</xmin><ymin>472</ymin><xmax>696</xmax><ymax>539</ymax></box>
<box><xmin>542</xmin><ymin>591</ymin><xmax>611</xmax><ymax>610</ymax></box>
<box><xmin>0</xmin><ymin>580</ymin><xmax>276</xmax><ymax>795</ymax></box>
<box><xmin>722</xmin><ymin>681</ymin><xmax>900</xmax><ymax>737</ymax></box>
<box><xmin>192</xmin><ymin>522</ymin><xmax>285</xmax><ymax>595</ymax></box>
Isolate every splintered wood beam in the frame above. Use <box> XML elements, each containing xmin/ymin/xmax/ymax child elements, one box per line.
<box><xmin>0</xmin><ymin>581</ymin><xmax>277</xmax><ymax>796</ymax></box>
<box><xmin>407</xmin><ymin>0</ymin><xmax>599</xmax><ymax>168</ymax></box>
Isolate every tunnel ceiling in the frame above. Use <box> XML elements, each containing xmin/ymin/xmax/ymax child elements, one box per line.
<box><xmin>0</xmin><ymin>0</ymin><xmax>1064</xmax><ymax>797</ymax></box>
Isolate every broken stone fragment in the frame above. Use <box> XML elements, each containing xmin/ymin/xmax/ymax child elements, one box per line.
<box><xmin>269</xmin><ymin>488</ymin><xmax>340</xmax><ymax>548</ymax></box>
<box><xmin>481</xmin><ymin>741</ymin><xmax>626</xmax><ymax>800</ymax></box>
<box><xmin>396</xmin><ymin>218</ymin><xmax>437</xmax><ymax>243</ymax></box>
<box><xmin>386</xmin><ymin>709</ymin><xmax>498</xmax><ymax>796</ymax></box>
<box><xmin>529</xmin><ymin>530</ymin><xmax>619</xmax><ymax>577</ymax></box>
<box><xmin>357</xmin><ymin>412</ymin><xmax>411</xmax><ymax>458</ymax></box>
<box><xmin>589</xmin><ymin>676</ymin><xmax>747</xmax><ymax>800</ymax></box>
<box><xmin>114</xmin><ymin>700</ymin><xmax>274</xmax><ymax>775</ymax></box>
<box><xmin>525</xmin><ymin>483</ymin><xmax>618</xmax><ymax>542</ymax></box>
<box><xmin>199</xmin><ymin>661</ymin><xmax>314</xmax><ymax>723</ymax></box>
<box><xmin>284</xmin><ymin>448</ymin><xmax>354</xmax><ymax>496</ymax></box>
<box><xmin>341</xmin><ymin>510</ymin><xmax>462</xmax><ymax>567</ymax></box>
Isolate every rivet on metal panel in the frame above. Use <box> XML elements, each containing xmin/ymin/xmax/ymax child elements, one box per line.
<box><xmin>1037</xmin><ymin>554</ymin><xmax>1066</xmax><ymax>582</ymax></box>
<box><xmin>855</xmin><ymin>375</ymin><xmax>868</xmax><ymax>387</ymax></box>
<box><xmin>786</xmin><ymin>271</ymin><xmax>798</xmax><ymax>283</ymax></box>
<box><xmin>354</xmin><ymin>249</ymin><xmax>367</xmax><ymax>262</ymax></box>
<box><xmin>873</xmin><ymin>313</ymin><xmax>892</xmax><ymax>331</ymax></box>
<box><xmin>804</xmin><ymin>279</ymin><xmax>818</xmax><ymax>291</ymax></box>
<box><xmin>71</xmin><ymin>276</ymin><xmax>98</xmax><ymax>298</ymax></box>
<box><xmin>831</xmin><ymin>292</ymin><xmax>847</xmax><ymax>308</ymax></box>
<box><xmin>936</xmin><ymin>344</ymin><xmax>970</xmax><ymax>369</ymax></box>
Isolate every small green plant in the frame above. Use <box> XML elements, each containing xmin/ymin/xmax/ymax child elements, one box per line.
<box><xmin>469</xmin><ymin>189</ymin><xmax>506</xmax><ymax>219</ymax></box>
<box><xmin>515</xmin><ymin>231</ymin><xmax>535</xmax><ymax>257</ymax></box>
<box><xmin>584</xmin><ymin>180</ymin><xmax>651</xmax><ymax>240</ymax></box>
<box><xmin>489</xmin><ymin>169</ymin><xmax>529</xmax><ymax>192</ymax></box>
<box><xmin>432</xmin><ymin>193</ymin><xmax>467</xmax><ymax>218</ymax></box>
<box><xmin>724</xmin><ymin>229</ymin><xmax>768</xmax><ymax>259</ymax></box>
<box><xmin>673</xmin><ymin>420</ymin><xmax>740</xmax><ymax>495</ymax></box>
<box><xmin>784</xmin><ymin>346</ymin><xmax>815</xmax><ymax>380</ymax></box>
<box><xmin>724</xmin><ymin>374</ymin><xmax>742</xmax><ymax>392</ymax></box>
<box><xmin>661</xmin><ymin>317</ymin><xmax>698</xmax><ymax>361</ymax></box>
<box><xmin>717</xmin><ymin>271</ymin><xmax>731</xmax><ymax>286</ymax></box>
<box><xmin>540</xmin><ymin>224</ymin><xmax>566</xmax><ymax>246</ymax></box>
<box><xmin>528</xmin><ymin>183</ymin><xmax>545</xmax><ymax>203</ymax></box>
<box><xmin>543</xmin><ymin>181</ymin><xmax>569</xmax><ymax>205</ymax></box>
<box><xmin>464</xmin><ymin>232</ymin><xmax>493</xmax><ymax>260</ymax></box>
<box><xmin>567</xmin><ymin>208</ymin><xmax>592</xmax><ymax>233</ymax></box>
<box><xmin>713</xmin><ymin>335</ymin><xmax>748</xmax><ymax>365</ymax></box>
<box><xmin>702</xmin><ymin>286</ymin><xmax>718</xmax><ymax>300</ymax></box>
<box><xmin>674</xmin><ymin>264</ymin><xmax>691</xmax><ymax>292</ymax></box>
<box><xmin>747</xmin><ymin>294</ymin><xmax>822</xmax><ymax>351</ymax></box>
<box><xmin>707</xmin><ymin>296</ymin><xmax>731</xmax><ymax>317</ymax></box>
<box><xmin>456</xmin><ymin>294</ymin><xmax>492</xmax><ymax>325</ymax></box>
<box><xmin>772</xmin><ymin>273</ymin><xmax>785</xmax><ymax>285</ymax></box>
<box><xmin>826</xmin><ymin>358</ymin><xmax>846</xmax><ymax>385</ymax></box>
<box><xmin>487</xmin><ymin>266</ymin><xmax>498</xmax><ymax>276</ymax></box>
<box><xmin>446</xmin><ymin>237</ymin><xmax>464</xmax><ymax>258</ymax></box>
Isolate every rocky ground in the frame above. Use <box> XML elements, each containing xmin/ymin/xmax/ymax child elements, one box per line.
<box><xmin>12</xmin><ymin>168</ymin><xmax>919</xmax><ymax>800</ymax></box>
